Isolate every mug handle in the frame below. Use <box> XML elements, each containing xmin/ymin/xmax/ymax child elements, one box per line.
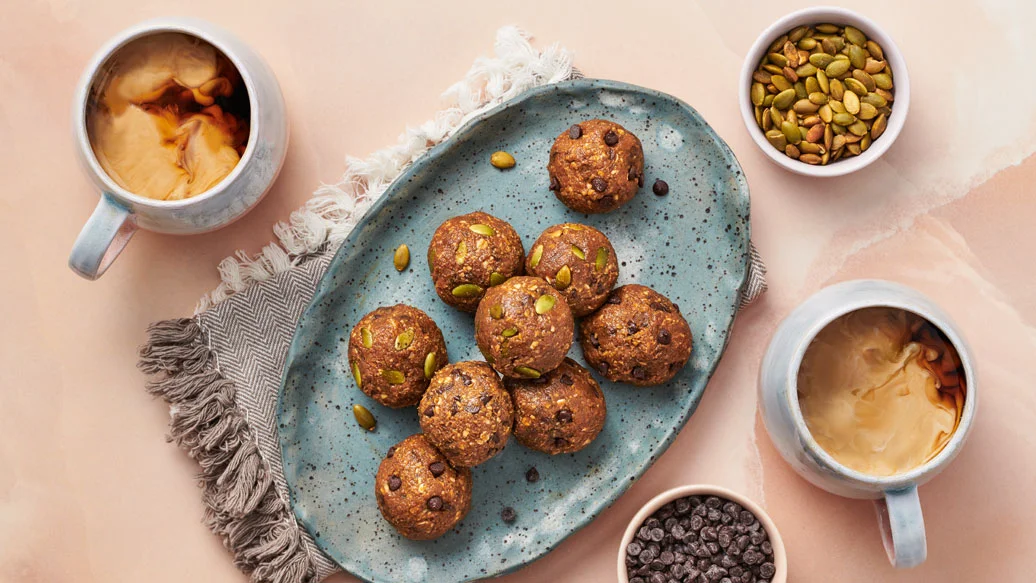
<box><xmin>874</xmin><ymin>485</ymin><xmax>927</xmax><ymax>568</ymax></box>
<box><xmin>68</xmin><ymin>193</ymin><xmax>137</xmax><ymax>280</ymax></box>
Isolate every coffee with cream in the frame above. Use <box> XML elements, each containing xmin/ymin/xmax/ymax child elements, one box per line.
<box><xmin>87</xmin><ymin>33</ymin><xmax>250</xmax><ymax>201</ymax></box>
<box><xmin>797</xmin><ymin>307</ymin><xmax>966</xmax><ymax>477</ymax></box>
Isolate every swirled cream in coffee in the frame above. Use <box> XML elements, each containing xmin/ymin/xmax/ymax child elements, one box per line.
<box><xmin>797</xmin><ymin>308</ymin><xmax>966</xmax><ymax>477</ymax></box>
<box><xmin>87</xmin><ymin>33</ymin><xmax>250</xmax><ymax>200</ymax></box>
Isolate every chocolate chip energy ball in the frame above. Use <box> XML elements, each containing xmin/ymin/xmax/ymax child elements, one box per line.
<box><xmin>580</xmin><ymin>285</ymin><xmax>692</xmax><ymax>386</ymax></box>
<box><xmin>419</xmin><ymin>361</ymin><xmax>513</xmax><ymax>467</ymax></box>
<box><xmin>474</xmin><ymin>276</ymin><xmax>575</xmax><ymax>379</ymax></box>
<box><xmin>548</xmin><ymin>119</ymin><xmax>644</xmax><ymax>214</ymax></box>
<box><xmin>525</xmin><ymin>223</ymin><xmax>619</xmax><ymax>317</ymax></box>
<box><xmin>348</xmin><ymin>304</ymin><xmax>448</xmax><ymax>408</ymax></box>
<box><xmin>375</xmin><ymin>434</ymin><xmax>472</xmax><ymax>540</ymax></box>
<box><xmin>505</xmin><ymin>358</ymin><xmax>606</xmax><ymax>454</ymax></box>
<box><xmin>428</xmin><ymin>211</ymin><xmax>525</xmax><ymax>312</ymax></box>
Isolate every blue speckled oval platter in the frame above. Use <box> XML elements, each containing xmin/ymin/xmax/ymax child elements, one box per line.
<box><xmin>277</xmin><ymin>79</ymin><xmax>751</xmax><ymax>583</ymax></box>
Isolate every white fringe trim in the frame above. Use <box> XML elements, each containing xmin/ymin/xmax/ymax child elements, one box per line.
<box><xmin>196</xmin><ymin>26</ymin><xmax>575</xmax><ymax>313</ymax></box>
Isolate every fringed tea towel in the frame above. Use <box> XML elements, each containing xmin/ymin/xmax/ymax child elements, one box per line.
<box><xmin>138</xmin><ymin>26</ymin><xmax>768</xmax><ymax>583</ymax></box>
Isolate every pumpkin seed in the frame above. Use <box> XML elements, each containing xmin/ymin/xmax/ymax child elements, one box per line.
<box><xmin>793</xmin><ymin>99</ymin><xmax>820</xmax><ymax>114</ymax></box>
<box><xmin>799</xmin><ymin>153</ymin><xmax>822</xmax><ymax>165</ymax></box>
<box><xmin>455</xmin><ymin>240</ymin><xmax>467</xmax><ymax>262</ymax></box>
<box><xmin>805</xmin><ymin>77</ymin><xmax>820</xmax><ymax>95</ymax></box>
<box><xmin>829</xmin><ymin>100</ymin><xmax>846</xmax><ymax>114</ymax></box>
<box><xmin>353</xmin><ymin>404</ymin><xmax>376</xmax><ymax>431</ymax></box>
<box><xmin>762</xmin><ymin>94</ymin><xmax>775</xmax><ymax>107</ymax></box>
<box><xmin>806</xmin><ymin>124</ymin><xmax>824</xmax><ymax>143</ymax></box>
<box><xmin>595</xmin><ymin>247</ymin><xmax>609</xmax><ymax>271</ymax></box>
<box><xmin>795</xmin><ymin>63</ymin><xmax>817</xmax><ymax>78</ymax></box>
<box><xmin>514</xmin><ymin>366</ymin><xmax>541</xmax><ymax>379</ymax></box>
<box><xmin>765</xmin><ymin>129</ymin><xmax>788</xmax><ymax>150</ymax></box>
<box><xmin>821</xmin><ymin>38</ymin><xmax>838</xmax><ymax>55</ymax></box>
<box><xmin>816</xmin><ymin>70</ymin><xmax>830</xmax><ymax>93</ymax></box>
<box><xmin>770</xmin><ymin>106</ymin><xmax>783</xmax><ymax>127</ymax></box>
<box><xmin>393</xmin><ymin>244</ymin><xmax>410</xmax><ymax>271</ymax></box>
<box><xmin>351</xmin><ymin>362</ymin><xmax>362</xmax><ymax>387</ymax></box>
<box><xmin>844</xmin><ymin>78</ymin><xmax>868</xmax><ymax>96</ymax></box>
<box><xmin>469</xmin><ymin>224</ymin><xmax>496</xmax><ymax>236</ymax></box>
<box><xmin>361</xmin><ymin>327</ymin><xmax>373</xmax><ymax>348</ymax></box>
<box><xmin>529</xmin><ymin>244</ymin><xmax>543</xmax><ymax>269</ymax></box>
<box><xmin>864</xmin><ymin>58</ymin><xmax>886</xmax><ymax>74</ymax></box>
<box><xmin>830</xmin><ymin>79</ymin><xmax>845</xmax><ymax>100</ymax></box>
<box><xmin>753</xmin><ymin>70</ymin><xmax>772</xmax><ymax>84</ymax></box>
<box><xmin>793</xmin><ymin>81</ymin><xmax>807</xmax><ymax>99</ymax></box>
<box><xmin>788</xmin><ymin>26</ymin><xmax>809</xmax><ymax>42</ymax></box>
<box><xmin>858</xmin><ymin>102</ymin><xmax>878</xmax><ymax>120</ymax></box>
<box><xmin>570</xmin><ymin>245</ymin><xmax>586</xmax><ymax>260</ymax></box>
<box><xmin>872</xmin><ymin>73</ymin><xmax>893</xmax><ymax>90</ymax></box>
<box><xmin>833</xmin><ymin>112</ymin><xmax>856</xmax><ymax>126</ymax></box>
<box><xmin>809</xmin><ymin>53</ymin><xmax>835</xmax><ymax>68</ymax></box>
<box><xmin>824</xmin><ymin>124</ymin><xmax>834</xmax><ymax>150</ymax></box>
<box><xmin>785</xmin><ymin>143</ymin><xmax>800</xmax><ymax>159</ymax></box>
<box><xmin>768</xmin><ymin>34</ymin><xmax>789</xmax><ymax>53</ymax></box>
<box><xmin>848</xmin><ymin>120</ymin><xmax>869</xmax><ymax>136</ymax></box>
<box><xmin>490</xmin><ymin>303</ymin><xmax>503</xmax><ymax>319</ymax></box>
<box><xmin>767</xmin><ymin>52</ymin><xmax>788</xmax><ymax>68</ymax></box>
<box><xmin>781</xmin><ymin>121</ymin><xmax>802</xmax><ymax>144</ymax></box>
<box><xmin>871</xmin><ymin>113</ymin><xmax>888</xmax><ymax>139</ymax></box>
<box><xmin>535</xmin><ymin>294</ymin><xmax>556</xmax><ymax>314</ymax></box>
<box><xmin>861</xmin><ymin>133</ymin><xmax>872</xmax><ymax>152</ymax></box>
<box><xmin>832</xmin><ymin>134</ymin><xmax>847</xmax><ymax>151</ymax></box>
<box><xmin>808</xmin><ymin>92</ymin><xmax>828</xmax><ymax>105</ymax></box>
<box><xmin>862</xmin><ymin>92</ymin><xmax>888</xmax><ymax>108</ymax></box>
<box><xmin>818</xmin><ymin>104</ymin><xmax>833</xmax><ymax>123</ymax></box>
<box><xmin>852</xmin><ymin>70</ymin><xmax>876</xmax><ymax>92</ymax></box>
<box><xmin>847</xmin><ymin>143</ymin><xmax>862</xmax><ymax>156</ymax></box>
<box><xmin>501</xmin><ymin>327</ymin><xmax>519</xmax><ymax>338</ymax></box>
<box><xmin>771</xmin><ymin>75</ymin><xmax>791</xmax><ymax>92</ymax></box>
<box><xmin>876</xmin><ymin>88</ymin><xmax>895</xmax><ymax>103</ymax></box>
<box><xmin>381</xmin><ymin>370</ymin><xmax>405</xmax><ymax>385</ymax></box>
<box><xmin>554</xmin><ymin>266</ymin><xmax>572</xmax><ymax>290</ymax></box>
<box><xmin>825</xmin><ymin>59</ymin><xmax>850</xmax><ymax>78</ymax></box>
<box><xmin>428</xmin><ymin>247</ymin><xmax>436</xmax><ymax>265</ymax></box>
<box><xmin>816</xmin><ymin>23</ymin><xmax>840</xmax><ymax>34</ymax></box>
<box><xmin>843</xmin><ymin>90</ymin><xmax>860</xmax><ymax>115</ymax></box>
<box><xmin>848</xmin><ymin>44</ymin><xmax>866</xmax><ymax>69</ymax></box>
<box><xmin>490</xmin><ymin>151</ymin><xmax>515</xmax><ymax>169</ymax></box>
<box><xmin>424</xmin><ymin>352</ymin><xmax>437</xmax><ymax>379</ymax></box>
<box><xmin>773</xmin><ymin>88</ymin><xmax>796</xmax><ymax>110</ymax></box>
<box><xmin>798</xmin><ymin>38</ymin><xmax>817</xmax><ymax>50</ymax></box>
<box><xmin>762</xmin><ymin>109</ymin><xmax>773</xmax><ymax>131</ymax></box>
<box><xmin>763</xmin><ymin>64</ymin><xmax>783</xmax><ymax>75</ymax></box>
<box><xmin>783</xmin><ymin>41</ymin><xmax>799</xmax><ymax>67</ymax></box>
<box><xmin>452</xmin><ymin>283</ymin><xmax>483</xmax><ymax>298</ymax></box>
<box><xmin>394</xmin><ymin>328</ymin><xmax>415</xmax><ymax>350</ymax></box>
<box><xmin>489</xmin><ymin>272</ymin><xmax>506</xmax><ymax>287</ymax></box>
<box><xmin>866</xmin><ymin>40</ymin><xmax>885</xmax><ymax>60</ymax></box>
<box><xmin>844</xmin><ymin>26</ymin><xmax>867</xmax><ymax>47</ymax></box>
<box><xmin>801</xmin><ymin>115</ymin><xmax>821</xmax><ymax>127</ymax></box>
<box><xmin>751</xmin><ymin>83</ymin><xmax>765</xmax><ymax>106</ymax></box>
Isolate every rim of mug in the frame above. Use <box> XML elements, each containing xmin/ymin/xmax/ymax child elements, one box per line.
<box><xmin>73</xmin><ymin>18</ymin><xmax>259</xmax><ymax>209</ymax></box>
<box><xmin>784</xmin><ymin>286</ymin><xmax>977</xmax><ymax>489</ymax></box>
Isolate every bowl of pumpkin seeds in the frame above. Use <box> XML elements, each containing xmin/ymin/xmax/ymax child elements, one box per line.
<box><xmin>739</xmin><ymin>7</ymin><xmax>909</xmax><ymax>176</ymax></box>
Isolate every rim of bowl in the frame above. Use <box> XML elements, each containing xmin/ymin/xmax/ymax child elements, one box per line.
<box><xmin>738</xmin><ymin>6</ymin><xmax>910</xmax><ymax>177</ymax></box>
<box><xmin>783</xmin><ymin>295</ymin><xmax>977</xmax><ymax>489</ymax></box>
<box><xmin>617</xmin><ymin>484</ymin><xmax>787</xmax><ymax>583</ymax></box>
<box><xmin>74</xmin><ymin>18</ymin><xmax>259</xmax><ymax>209</ymax></box>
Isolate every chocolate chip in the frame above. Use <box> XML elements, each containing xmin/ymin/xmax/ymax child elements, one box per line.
<box><xmin>501</xmin><ymin>506</ymin><xmax>517</xmax><ymax>523</ymax></box>
<box><xmin>759</xmin><ymin>562</ymin><xmax>776</xmax><ymax>578</ymax></box>
<box><xmin>742</xmin><ymin>550</ymin><xmax>762</xmax><ymax>566</ymax></box>
<box><xmin>549</xmin><ymin>175</ymin><xmax>560</xmax><ymax>191</ymax></box>
<box><xmin>628</xmin><ymin>541</ymin><xmax>643</xmax><ymax>556</ymax></box>
<box><xmin>650</xmin><ymin>301</ymin><xmax>672</xmax><ymax>313</ymax></box>
<box><xmin>490</xmin><ymin>431</ymin><xmax>500</xmax><ymax>443</ymax></box>
<box><xmin>530</xmin><ymin>376</ymin><xmax>549</xmax><ymax>385</ymax></box>
<box><xmin>388</xmin><ymin>475</ymin><xmax>401</xmax><ymax>491</ymax></box>
<box><xmin>589</xmin><ymin>333</ymin><xmax>600</xmax><ymax>348</ymax></box>
<box><xmin>553</xmin><ymin>436</ymin><xmax>570</xmax><ymax>448</ymax></box>
<box><xmin>591</xmin><ymin>177</ymin><xmax>607</xmax><ymax>192</ymax></box>
<box><xmin>657</xmin><ymin>329</ymin><xmax>672</xmax><ymax>345</ymax></box>
<box><xmin>652</xmin><ymin>179</ymin><xmax>670</xmax><ymax>196</ymax></box>
<box><xmin>632</xmin><ymin>366</ymin><xmax>648</xmax><ymax>381</ymax></box>
<box><xmin>638</xmin><ymin>174</ymin><xmax>644</xmax><ymax>187</ymax></box>
<box><xmin>627</xmin><ymin>321</ymin><xmax>639</xmax><ymax>335</ymax></box>
<box><xmin>428</xmin><ymin>461</ymin><xmax>446</xmax><ymax>477</ymax></box>
<box><xmin>660</xmin><ymin>551</ymin><xmax>675</xmax><ymax>565</ymax></box>
<box><xmin>556</xmin><ymin>409</ymin><xmax>573</xmax><ymax>423</ymax></box>
<box><xmin>525</xmin><ymin>466</ymin><xmax>540</xmax><ymax>483</ymax></box>
<box><xmin>464</xmin><ymin>402</ymin><xmax>482</xmax><ymax>414</ymax></box>
<box><xmin>426</xmin><ymin>496</ymin><xmax>443</xmax><ymax>511</ymax></box>
<box><xmin>604</xmin><ymin>130</ymin><xmax>619</xmax><ymax>146</ymax></box>
<box><xmin>760</xmin><ymin>541</ymin><xmax>772</xmax><ymax>555</ymax></box>
<box><xmin>597</xmin><ymin>361</ymin><xmax>609</xmax><ymax>375</ymax></box>
<box><xmin>739</xmin><ymin>511</ymin><xmax>755</xmax><ymax>525</ymax></box>
<box><xmin>569</xmin><ymin>124</ymin><xmax>582</xmax><ymax>139</ymax></box>
<box><xmin>628</xmin><ymin>166</ymin><xmax>638</xmax><ymax>181</ymax></box>
<box><xmin>607</xmin><ymin>294</ymin><xmax>622</xmax><ymax>305</ymax></box>
<box><xmin>560</xmin><ymin>374</ymin><xmax>574</xmax><ymax>385</ymax></box>
<box><xmin>648</xmin><ymin>573</ymin><xmax>665</xmax><ymax>583</ymax></box>
<box><xmin>481</xmin><ymin>394</ymin><xmax>493</xmax><ymax>405</ymax></box>
<box><xmin>705</xmin><ymin>497</ymin><xmax>722</xmax><ymax>509</ymax></box>
<box><xmin>650</xmin><ymin>528</ymin><xmax>665</xmax><ymax>542</ymax></box>
<box><xmin>675</xmin><ymin>498</ymin><xmax>691</xmax><ymax>515</ymax></box>
<box><xmin>424</xmin><ymin>406</ymin><xmax>434</xmax><ymax>417</ymax></box>
<box><xmin>459</xmin><ymin>373</ymin><xmax>472</xmax><ymax>386</ymax></box>
<box><xmin>386</xmin><ymin>446</ymin><xmax>396</xmax><ymax>458</ymax></box>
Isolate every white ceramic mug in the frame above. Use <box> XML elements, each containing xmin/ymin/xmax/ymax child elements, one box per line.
<box><xmin>759</xmin><ymin>280</ymin><xmax>977</xmax><ymax>569</ymax></box>
<box><xmin>68</xmin><ymin>17</ymin><xmax>288</xmax><ymax>280</ymax></box>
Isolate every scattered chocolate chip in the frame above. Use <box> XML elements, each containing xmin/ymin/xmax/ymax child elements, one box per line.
<box><xmin>490</xmin><ymin>432</ymin><xmax>501</xmax><ymax>443</ymax></box>
<box><xmin>428</xmin><ymin>461</ymin><xmax>446</xmax><ymax>477</ymax></box>
<box><xmin>459</xmin><ymin>373</ymin><xmax>472</xmax><ymax>386</ymax></box>
<box><xmin>388</xmin><ymin>475</ymin><xmax>401</xmax><ymax>491</ymax></box>
<box><xmin>649</xmin><ymin>301</ymin><xmax>671</xmax><ymax>313</ymax></box>
<box><xmin>530</xmin><ymin>376</ymin><xmax>549</xmax><ymax>385</ymax></box>
<box><xmin>569</xmin><ymin>124</ymin><xmax>582</xmax><ymax>139</ymax></box>
<box><xmin>657</xmin><ymin>329</ymin><xmax>672</xmax><ymax>345</ymax></box>
<box><xmin>591</xmin><ymin>177</ymin><xmax>607</xmax><ymax>192</ymax></box>
<box><xmin>638</xmin><ymin>174</ymin><xmax>644</xmax><ymax>187</ymax></box>
<box><xmin>589</xmin><ymin>333</ymin><xmax>600</xmax><ymax>348</ymax></box>
<box><xmin>525</xmin><ymin>467</ymin><xmax>540</xmax><ymax>483</ymax></box>
<box><xmin>628</xmin><ymin>166</ymin><xmax>638</xmax><ymax>181</ymax></box>
<box><xmin>556</xmin><ymin>409</ymin><xmax>573</xmax><ymax>423</ymax></box>
<box><xmin>423</xmin><ymin>406</ymin><xmax>434</xmax><ymax>417</ymax></box>
<box><xmin>627</xmin><ymin>321</ymin><xmax>639</xmax><ymax>335</ymax></box>
<box><xmin>553</xmin><ymin>436</ymin><xmax>570</xmax><ymax>448</ymax></box>
<box><xmin>549</xmin><ymin>175</ymin><xmax>560</xmax><ymax>191</ymax></box>
<box><xmin>464</xmin><ymin>402</ymin><xmax>482</xmax><ymax>414</ymax></box>
<box><xmin>559</xmin><ymin>374</ymin><xmax>574</xmax><ymax>385</ymax></box>
<box><xmin>652</xmin><ymin>179</ymin><xmax>669</xmax><ymax>196</ymax></box>
<box><xmin>426</xmin><ymin>496</ymin><xmax>443</xmax><ymax>511</ymax></box>
<box><xmin>501</xmin><ymin>506</ymin><xmax>517</xmax><ymax>523</ymax></box>
<box><xmin>598</xmin><ymin>361</ymin><xmax>609</xmax><ymax>375</ymax></box>
<box><xmin>632</xmin><ymin>366</ymin><xmax>648</xmax><ymax>381</ymax></box>
<box><xmin>607</xmin><ymin>294</ymin><xmax>622</xmax><ymax>305</ymax></box>
<box><xmin>386</xmin><ymin>446</ymin><xmax>396</xmax><ymax>458</ymax></box>
<box><xmin>481</xmin><ymin>394</ymin><xmax>493</xmax><ymax>405</ymax></box>
<box><xmin>604</xmin><ymin>130</ymin><xmax>619</xmax><ymax>146</ymax></box>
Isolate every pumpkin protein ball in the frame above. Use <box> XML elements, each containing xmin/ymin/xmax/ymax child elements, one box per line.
<box><xmin>348</xmin><ymin>304</ymin><xmax>448</xmax><ymax>408</ymax></box>
<box><xmin>505</xmin><ymin>358</ymin><xmax>607</xmax><ymax>455</ymax></box>
<box><xmin>474</xmin><ymin>276</ymin><xmax>575</xmax><ymax>379</ymax></box>
<box><xmin>419</xmin><ymin>361</ymin><xmax>514</xmax><ymax>467</ymax></box>
<box><xmin>580</xmin><ymin>285</ymin><xmax>692</xmax><ymax>386</ymax></box>
<box><xmin>525</xmin><ymin>223</ymin><xmax>619</xmax><ymax>317</ymax></box>
<box><xmin>375</xmin><ymin>434</ymin><xmax>472</xmax><ymax>540</ymax></box>
<box><xmin>427</xmin><ymin>211</ymin><xmax>525</xmax><ymax>312</ymax></box>
<box><xmin>548</xmin><ymin>119</ymin><xmax>645</xmax><ymax>214</ymax></box>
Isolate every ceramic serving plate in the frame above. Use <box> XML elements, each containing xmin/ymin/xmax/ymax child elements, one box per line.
<box><xmin>277</xmin><ymin>79</ymin><xmax>751</xmax><ymax>583</ymax></box>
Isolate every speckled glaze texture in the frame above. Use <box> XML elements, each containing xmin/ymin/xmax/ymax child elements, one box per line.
<box><xmin>277</xmin><ymin>79</ymin><xmax>751</xmax><ymax>583</ymax></box>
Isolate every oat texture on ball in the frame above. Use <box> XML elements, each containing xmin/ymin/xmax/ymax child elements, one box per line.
<box><xmin>419</xmin><ymin>361</ymin><xmax>514</xmax><ymax>467</ymax></box>
<box><xmin>548</xmin><ymin>119</ymin><xmax>644</xmax><ymax>214</ymax></box>
<box><xmin>580</xmin><ymin>284</ymin><xmax>693</xmax><ymax>386</ymax></box>
<box><xmin>348</xmin><ymin>304</ymin><xmax>448</xmax><ymax>408</ymax></box>
<box><xmin>428</xmin><ymin>211</ymin><xmax>525</xmax><ymax>312</ymax></box>
<box><xmin>474</xmin><ymin>276</ymin><xmax>575</xmax><ymax>379</ymax></box>
<box><xmin>375</xmin><ymin>434</ymin><xmax>472</xmax><ymax>540</ymax></box>
<box><xmin>525</xmin><ymin>222</ymin><xmax>619</xmax><ymax>317</ymax></box>
<box><xmin>506</xmin><ymin>358</ymin><xmax>607</xmax><ymax>455</ymax></box>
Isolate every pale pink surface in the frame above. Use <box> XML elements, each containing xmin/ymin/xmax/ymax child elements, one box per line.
<box><xmin>1</xmin><ymin>1</ymin><xmax>1034</xmax><ymax>582</ymax></box>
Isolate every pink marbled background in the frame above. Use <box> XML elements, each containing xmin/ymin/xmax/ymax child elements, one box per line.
<box><xmin>2</xmin><ymin>1</ymin><xmax>1034</xmax><ymax>582</ymax></box>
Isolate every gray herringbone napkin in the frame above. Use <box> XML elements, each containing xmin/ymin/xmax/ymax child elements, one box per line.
<box><xmin>138</xmin><ymin>28</ymin><xmax>767</xmax><ymax>583</ymax></box>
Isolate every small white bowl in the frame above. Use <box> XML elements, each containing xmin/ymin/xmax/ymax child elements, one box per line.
<box><xmin>618</xmin><ymin>485</ymin><xmax>787</xmax><ymax>583</ymax></box>
<box><xmin>738</xmin><ymin>7</ymin><xmax>910</xmax><ymax>177</ymax></box>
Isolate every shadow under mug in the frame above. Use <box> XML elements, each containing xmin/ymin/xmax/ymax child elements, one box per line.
<box><xmin>68</xmin><ymin>17</ymin><xmax>288</xmax><ymax>280</ymax></box>
<box><xmin>759</xmin><ymin>280</ymin><xmax>978</xmax><ymax>569</ymax></box>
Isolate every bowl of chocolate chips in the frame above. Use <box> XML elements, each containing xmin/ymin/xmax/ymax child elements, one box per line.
<box><xmin>618</xmin><ymin>485</ymin><xmax>786</xmax><ymax>583</ymax></box>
